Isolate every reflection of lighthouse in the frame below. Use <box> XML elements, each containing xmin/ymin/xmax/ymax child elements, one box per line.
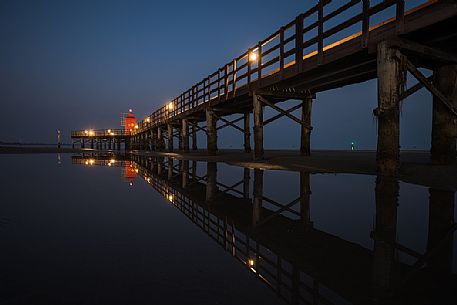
<box><xmin>123</xmin><ymin>160</ymin><xmax>137</xmax><ymax>186</ymax></box>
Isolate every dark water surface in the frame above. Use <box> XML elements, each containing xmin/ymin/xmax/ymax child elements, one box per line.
<box><xmin>1</xmin><ymin>153</ymin><xmax>456</xmax><ymax>305</ymax></box>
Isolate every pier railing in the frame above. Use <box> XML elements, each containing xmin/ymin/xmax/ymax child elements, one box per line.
<box><xmin>135</xmin><ymin>0</ymin><xmax>430</xmax><ymax>133</ymax></box>
<box><xmin>71</xmin><ymin>129</ymin><xmax>130</xmax><ymax>137</ymax></box>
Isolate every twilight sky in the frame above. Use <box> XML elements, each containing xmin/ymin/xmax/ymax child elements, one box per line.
<box><xmin>0</xmin><ymin>0</ymin><xmax>432</xmax><ymax>149</ymax></box>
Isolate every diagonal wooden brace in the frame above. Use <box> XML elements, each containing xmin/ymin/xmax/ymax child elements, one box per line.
<box><xmin>257</xmin><ymin>95</ymin><xmax>313</xmax><ymax>130</ymax></box>
<box><xmin>404</xmin><ymin>57</ymin><xmax>457</xmax><ymax>116</ymax></box>
<box><xmin>213</xmin><ymin>113</ymin><xmax>245</xmax><ymax>133</ymax></box>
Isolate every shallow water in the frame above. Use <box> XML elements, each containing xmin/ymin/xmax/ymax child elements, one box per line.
<box><xmin>1</xmin><ymin>152</ymin><xmax>456</xmax><ymax>305</ymax></box>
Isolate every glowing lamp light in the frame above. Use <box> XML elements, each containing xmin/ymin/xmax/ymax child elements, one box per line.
<box><xmin>110</xmin><ymin>132</ymin><xmax>114</xmax><ymax>136</ymax></box>
<box><xmin>89</xmin><ymin>159</ymin><xmax>95</xmax><ymax>165</ymax></box>
<box><xmin>84</xmin><ymin>130</ymin><xmax>88</xmax><ymax>135</ymax></box>
<box><xmin>107</xmin><ymin>129</ymin><xmax>111</xmax><ymax>133</ymax></box>
<box><xmin>129</xmin><ymin>108</ymin><xmax>133</xmax><ymax>113</ymax></box>
<box><xmin>89</xmin><ymin>130</ymin><xmax>95</xmax><ymax>136</ymax></box>
<box><xmin>167</xmin><ymin>102</ymin><xmax>174</xmax><ymax>111</ymax></box>
<box><xmin>249</xmin><ymin>51</ymin><xmax>258</xmax><ymax>62</ymax></box>
<box><xmin>146</xmin><ymin>118</ymin><xmax>150</xmax><ymax>123</ymax></box>
<box><xmin>110</xmin><ymin>159</ymin><xmax>116</xmax><ymax>163</ymax></box>
<box><xmin>135</xmin><ymin>125</ymin><xmax>139</xmax><ymax>129</ymax></box>
<box><xmin>135</xmin><ymin>168</ymin><xmax>139</xmax><ymax>173</ymax></box>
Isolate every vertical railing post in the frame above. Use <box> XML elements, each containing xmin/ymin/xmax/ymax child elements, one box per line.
<box><xmin>232</xmin><ymin>59</ymin><xmax>237</xmax><ymax>98</ymax></box>
<box><xmin>295</xmin><ymin>14</ymin><xmax>304</xmax><ymax>73</ymax></box>
<box><xmin>207</xmin><ymin>76</ymin><xmax>211</xmax><ymax>103</ymax></box>
<box><xmin>318</xmin><ymin>0</ymin><xmax>324</xmax><ymax>64</ymax></box>
<box><xmin>217</xmin><ymin>68</ymin><xmax>221</xmax><ymax>101</ymax></box>
<box><xmin>396</xmin><ymin>0</ymin><xmax>405</xmax><ymax>34</ymax></box>
<box><xmin>247</xmin><ymin>49</ymin><xmax>252</xmax><ymax>88</ymax></box>
<box><xmin>362</xmin><ymin>0</ymin><xmax>370</xmax><ymax>48</ymax></box>
<box><xmin>279</xmin><ymin>27</ymin><xmax>285</xmax><ymax>79</ymax></box>
<box><xmin>224</xmin><ymin>64</ymin><xmax>229</xmax><ymax>100</ymax></box>
<box><xmin>257</xmin><ymin>42</ymin><xmax>262</xmax><ymax>87</ymax></box>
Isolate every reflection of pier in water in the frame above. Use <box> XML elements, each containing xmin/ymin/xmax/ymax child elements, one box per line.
<box><xmin>72</xmin><ymin>153</ymin><xmax>457</xmax><ymax>305</ymax></box>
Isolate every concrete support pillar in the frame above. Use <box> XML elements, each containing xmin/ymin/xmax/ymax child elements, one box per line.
<box><xmin>301</xmin><ymin>94</ymin><xmax>313</xmax><ymax>156</ymax></box>
<box><xmin>427</xmin><ymin>188</ymin><xmax>455</xmax><ymax>274</ymax></box>
<box><xmin>252</xmin><ymin>169</ymin><xmax>263</xmax><ymax>226</ymax></box>
<box><xmin>182</xmin><ymin>119</ymin><xmax>189</xmax><ymax>152</ymax></box>
<box><xmin>206</xmin><ymin>162</ymin><xmax>217</xmax><ymax>202</ymax></box>
<box><xmin>372</xmin><ymin>175</ymin><xmax>398</xmax><ymax>301</ymax></box>
<box><xmin>192</xmin><ymin>122</ymin><xmax>197</xmax><ymax>150</ymax></box>
<box><xmin>244</xmin><ymin>112</ymin><xmax>251</xmax><ymax>153</ymax></box>
<box><xmin>243</xmin><ymin>168</ymin><xmax>250</xmax><ymax>199</ymax></box>
<box><xmin>300</xmin><ymin>171</ymin><xmax>312</xmax><ymax>227</ymax></box>
<box><xmin>376</xmin><ymin>41</ymin><xmax>404</xmax><ymax>176</ymax></box>
<box><xmin>182</xmin><ymin>160</ymin><xmax>189</xmax><ymax>188</ymax></box>
<box><xmin>253</xmin><ymin>94</ymin><xmax>264</xmax><ymax>160</ymax></box>
<box><xmin>167</xmin><ymin>124</ymin><xmax>173</xmax><ymax>151</ymax></box>
<box><xmin>431</xmin><ymin>65</ymin><xmax>457</xmax><ymax>164</ymax></box>
<box><xmin>206</xmin><ymin>108</ymin><xmax>217</xmax><ymax>155</ymax></box>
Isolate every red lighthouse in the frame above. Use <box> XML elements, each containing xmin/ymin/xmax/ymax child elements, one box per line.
<box><xmin>123</xmin><ymin>109</ymin><xmax>137</xmax><ymax>134</ymax></box>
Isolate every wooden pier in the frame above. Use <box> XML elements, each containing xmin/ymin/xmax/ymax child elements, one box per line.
<box><xmin>71</xmin><ymin>0</ymin><xmax>457</xmax><ymax>176</ymax></box>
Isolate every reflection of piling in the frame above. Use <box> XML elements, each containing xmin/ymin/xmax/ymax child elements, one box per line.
<box><xmin>192</xmin><ymin>160</ymin><xmax>197</xmax><ymax>181</ymax></box>
<box><xmin>167</xmin><ymin>158</ymin><xmax>173</xmax><ymax>180</ymax></box>
<box><xmin>157</xmin><ymin>157</ymin><xmax>163</xmax><ymax>176</ymax></box>
<box><xmin>372</xmin><ymin>175</ymin><xmax>399</xmax><ymax>302</ymax></box>
<box><xmin>252</xmin><ymin>169</ymin><xmax>263</xmax><ymax>226</ymax></box>
<box><xmin>243</xmin><ymin>168</ymin><xmax>250</xmax><ymax>199</ymax></box>
<box><xmin>206</xmin><ymin>162</ymin><xmax>217</xmax><ymax>202</ymax></box>
<box><xmin>427</xmin><ymin>188</ymin><xmax>455</xmax><ymax>274</ymax></box>
<box><xmin>182</xmin><ymin>160</ymin><xmax>189</xmax><ymax>188</ymax></box>
<box><xmin>300</xmin><ymin>171</ymin><xmax>312</xmax><ymax>227</ymax></box>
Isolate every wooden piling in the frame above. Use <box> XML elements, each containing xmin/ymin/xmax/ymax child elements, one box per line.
<box><xmin>300</xmin><ymin>94</ymin><xmax>313</xmax><ymax>156</ymax></box>
<box><xmin>253</xmin><ymin>93</ymin><xmax>264</xmax><ymax>160</ymax></box>
<box><xmin>206</xmin><ymin>108</ymin><xmax>217</xmax><ymax>155</ymax></box>
<box><xmin>431</xmin><ymin>65</ymin><xmax>457</xmax><ymax>164</ymax></box>
<box><xmin>192</xmin><ymin>122</ymin><xmax>197</xmax><ymax>150</ymax></box>
<box><xmin>157</xmin><ymin>127</ymin><xmax>163</xmax><ymax>151</ymax></box>
<box><xmin>182</xmin><ymin>119</ymin><xmax>189</xmax><ymax>152</ymax></box>
<box><xmin>244</xmin><ymin>112</ymin><xmax>251</xmax><ymax>153</ymax></box>
<box><xmin>167</xmin><ymin>124</ymin><xmax>173</xmax><ymax>151</ymax></box>
<box><xmin>376</xmin><ymin>41</ymin><xmax>404</xmax><ymax>176</ymax></box>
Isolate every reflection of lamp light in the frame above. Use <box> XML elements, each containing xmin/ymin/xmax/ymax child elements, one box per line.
<box><xmin>248</xmin><ymin>259</ymin><xmax>255</xmax><ymax>267</ymax></box>
<box><xmin>110</xmin><ymin>159</ymin><xmax>115</xmax><ymax>163</ymax></box>
<box><xmin>135</xmin><ymin>168</ymin><xmax>139</xmax><ymax>173</ymax></box>
<box><xmin>168</xmin><ymin>194</ymin><xmax>173</xmax><ymax>202</ymax></box>
<box><xmin>135</xmin><ymin>125</ymin><xmax>139</xmax><ymax>129</ymax></box>
<box><xmin>129</xmin><ymin>182</ymin><xmax>133</xmax><ymax>186</ymax></box>
<box><xmin>89</xmin><ymin>159</ymin><xmax>95</xmax><ymax>165</ymax></box>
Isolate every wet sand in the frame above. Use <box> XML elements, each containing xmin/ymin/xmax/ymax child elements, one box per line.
<box><xmin>0</xmin><ymin>146</ymin><xmax>83</xmax><ymax>154</ymax></box>
<box><xmin>132</xmin><ymin>149</ymin><xmax>457</xmax><ymax>191</ymax></box>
